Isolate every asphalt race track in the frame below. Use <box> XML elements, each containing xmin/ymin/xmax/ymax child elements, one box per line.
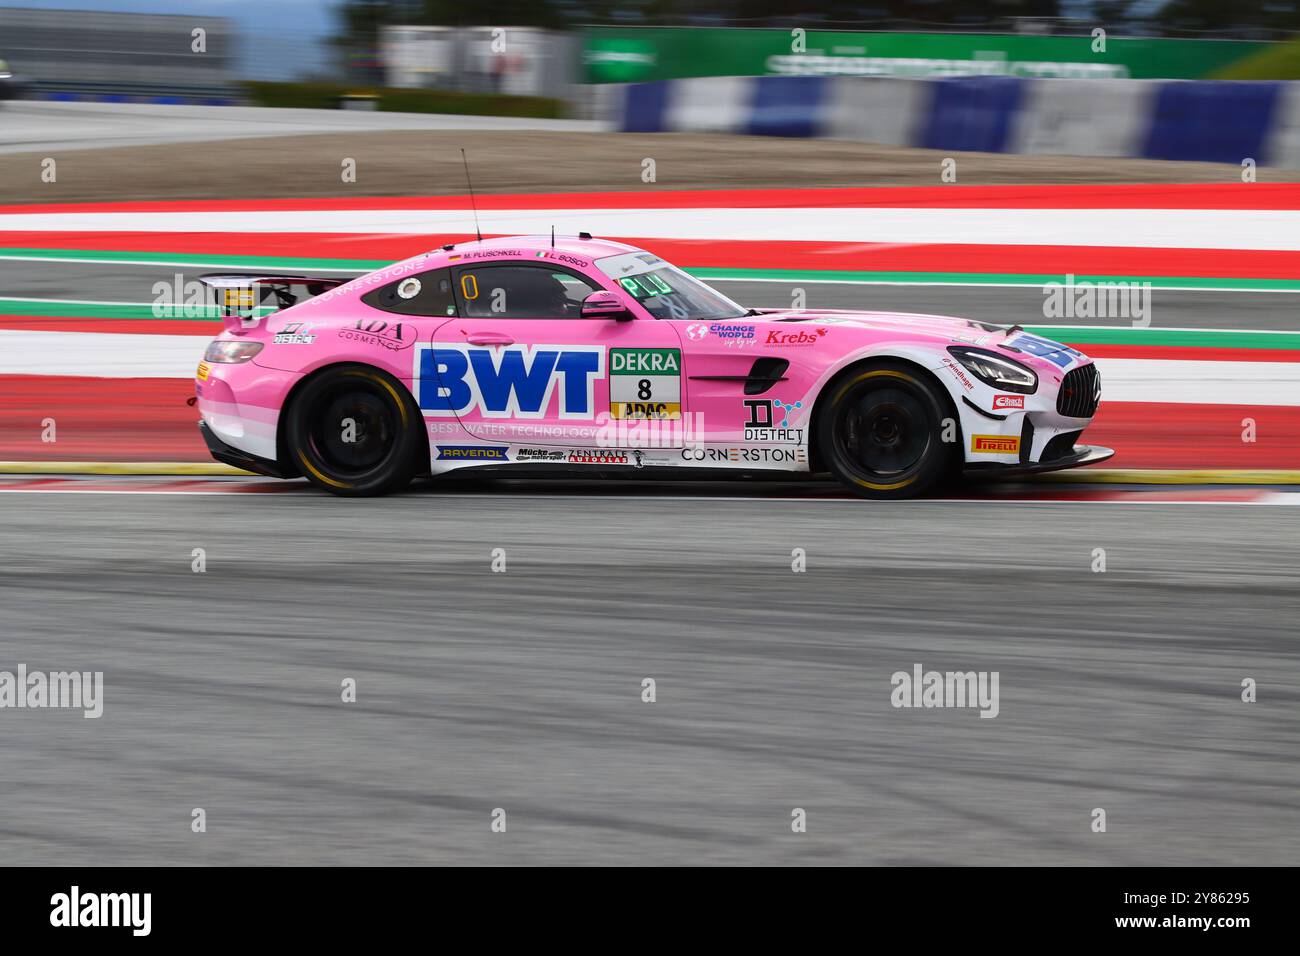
<box><xmin>0</xmin><ymin>489</ymin><xmax>1296</xmax><ymax>865</ymax></box>
<box><xmin>2</xmin><ymin>258</ymin><xmax>1298</xmax><ymax>331</ymax></box>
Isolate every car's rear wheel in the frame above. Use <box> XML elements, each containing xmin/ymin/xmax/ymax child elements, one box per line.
<box><xmin>286</xmin><ymin>365</ymin><xmax>423</xmax><ymax>497</ymax></box>
<box><xmin>817</xmin><ymin>362</ymin><xmax>956</xmax><ymax>499</ymax></box>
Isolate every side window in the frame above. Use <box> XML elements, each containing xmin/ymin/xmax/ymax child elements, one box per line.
<box><xmin>454</xmin><ymin>265</ymin><xmax>598</xmax><ymax>319</ymax></box>
<box><xmin>362</xmin><ymin>268</ymin><xmax>458</xmax><ymax>317</ymax></box>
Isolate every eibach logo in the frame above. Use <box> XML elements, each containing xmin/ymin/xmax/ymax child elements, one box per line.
<box><xmin>992</xmin><ymin>395</ymin><xmax>1025</xmax><ymax>410</ymax></box>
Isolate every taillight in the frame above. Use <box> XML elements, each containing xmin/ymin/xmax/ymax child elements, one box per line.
<box><xmin>204</xmin><ymin>340</ymin><xmax>264</xmax><ymax>363</ymax></box>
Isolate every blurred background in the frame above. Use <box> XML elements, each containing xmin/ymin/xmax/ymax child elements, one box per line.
<box><xmin>3</xmin><ymin>1</ymin><xmax>1300</xmax><ymax>114</ymax></box>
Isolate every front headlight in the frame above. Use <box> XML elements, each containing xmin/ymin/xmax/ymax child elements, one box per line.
<box><xmin>946</xmin><ymin>346</ymin><xmax>1038</xmax><ymax>394</ymax></box>
<box><xmin>204</xmin><ymin>340</ymin><xmax>264</xmax><ymax>363</ymax></box>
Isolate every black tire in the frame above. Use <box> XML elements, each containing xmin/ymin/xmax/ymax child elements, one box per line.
<box><xmin>286</xmin><ymin>364</ymin><xmax>423</xmax><ymax>497</ymax></box>
<box><xmin>816</xmin><ymin>362</ymin><xmax>957</xmax><ymax>500</ymax></box>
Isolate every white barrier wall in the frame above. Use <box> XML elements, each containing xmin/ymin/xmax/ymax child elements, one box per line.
<box><xmin>1010</xmin><ymin>79</ymin><xmax>1155</xmax><ymax>158</ymax></box>
<box><xmin>662</xmin><ymin>77</ymin><xmax>752</xmax><ymax>134</ymax></box>
<box><xmin>822</xmin><ymin>77</ymin><xmax>927</xmax><ymax>147</ymax></box>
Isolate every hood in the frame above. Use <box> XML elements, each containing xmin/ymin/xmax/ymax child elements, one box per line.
<box><xmin>754</xmin><ymin>308</ymin><xmax>1010</xmax><ymax>344</ymax></box>
<box><xmin>751</xmin><ymin>309</ymin><xmax>1087</xmax><ymax>374</ymax></box>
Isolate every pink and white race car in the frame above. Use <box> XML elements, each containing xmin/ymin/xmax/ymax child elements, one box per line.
<box><xmin>195</xmin><ymin>234</ymin><xmax>1111</xmax><ymax>498</ymax></box>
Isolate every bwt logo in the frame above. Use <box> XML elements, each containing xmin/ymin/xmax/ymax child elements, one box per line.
<box><xmin>416</xmin><ymin>344</ymin><xmax>603</xmax><ymax>419</ymax></box>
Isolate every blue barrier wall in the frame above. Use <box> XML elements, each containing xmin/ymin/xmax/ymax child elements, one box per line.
<box><xmin>619</xmin><ymin>80</ymin><xmax>672</xmax><ymax>133</ymax></box>
<box><xmin>918</xmin><ymin>77</ymin><xmax>1025</xmax><ymax>154</ymax></box>
<box><xmin>616</xmin><ymin>75</ymin><xmax>1299</xmax><ymax>166</ymax></box>
<box><xmin>745</xmin><ymin>76</ymin><xmax>828</xmax><ymax>137</ymax></box>
<box><xmin>1142</xmin><ymin>81</ymin><xmax>1282</xmax><ymax>164</ymax></box>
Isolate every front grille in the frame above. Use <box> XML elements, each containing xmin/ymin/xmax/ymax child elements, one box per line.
<box><xmin>1057</xmin><ymin>363</ymin><xmax>1101</xmax><ymax>418</ymax></box>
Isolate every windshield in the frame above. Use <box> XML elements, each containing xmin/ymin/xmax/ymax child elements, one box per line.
<box><xmin>596</xmin><ymin>251</ymin><xmax>747</xmax><ymax>322</ymax></box>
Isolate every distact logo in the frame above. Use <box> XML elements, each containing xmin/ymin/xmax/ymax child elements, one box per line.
<box><xmin>417</xmin><ymin>344</ymin><xmax>604</xmax><ymax>419</ymax></box>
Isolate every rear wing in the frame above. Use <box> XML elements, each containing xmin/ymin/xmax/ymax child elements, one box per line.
<box><xmin>198</xmin><ymin>273</ymin><xmax>353</xmax><ymax>328</ymax></box>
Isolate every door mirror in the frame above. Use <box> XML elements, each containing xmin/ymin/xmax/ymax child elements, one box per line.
<box><xmin>581</xmin><ymin>290</ymin><xmax>634</xmax><ymax>321</ymax></box>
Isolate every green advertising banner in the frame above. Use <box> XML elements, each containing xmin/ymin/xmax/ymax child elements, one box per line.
<box><xmin>582</xmin><ymin>27</ymin><xmax>1271</xmax><ymax>84</ymax></box>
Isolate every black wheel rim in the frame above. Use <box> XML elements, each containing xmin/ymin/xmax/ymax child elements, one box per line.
<box><xmin>835</xmin><ymin>383</ymin><xmax>933</xmax><ymax>481</ymax></box>
<box><xmin>305</xmin><ymin>380</ymin><xmax>398</xmax><ymax>479</ymax></box>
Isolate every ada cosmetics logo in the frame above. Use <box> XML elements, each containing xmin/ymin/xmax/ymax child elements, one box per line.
<box><xmin>340</xmin><ymin>318</ymin><xmax>414</xmax><ymax>351</ymax></box>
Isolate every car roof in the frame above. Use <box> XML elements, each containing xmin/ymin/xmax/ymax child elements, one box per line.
<box><xmin>467</xmin><ymin>232</ymin><xmax>634</xmax><ymax>256</ymax></box>
<box><xmin>436</xmin><ymin>234</ymin><xmax>641</xmax><ymax>262</ymax></box>
<box><xmin>333</xmin><ymin>235</ymin><xmax>652</xmax><ymax>304</ymax></box>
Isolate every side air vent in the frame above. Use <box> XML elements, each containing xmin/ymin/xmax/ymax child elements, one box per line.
<box><xmin>744</xmin><ymin>358</ymin><xmax>789</xmax><ymax>395</ymax></box>
<box><xmin>688</xmin><ymin>358</ymin><xmax>790</xmax><ymax>394</ymax></box>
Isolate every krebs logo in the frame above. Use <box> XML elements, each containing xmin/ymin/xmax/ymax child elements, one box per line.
<box><xmin>341</xmin><ymin>318</ymin><xmax>413</xmax><ymax>351</ymax></box>
<box><xmin>417</xmin><ymin>343</ymin><xmax>603</xmax><ymax>419</ymax></box>
<box><xmin>764</xmin><ymin>328</ymin><xmax>826</xmax><ymax>346</ymax></box>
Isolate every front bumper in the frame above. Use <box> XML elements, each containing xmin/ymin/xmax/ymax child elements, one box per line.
<box><xmin>198</xmin><ymin>419</ymin><xmax>292</xmax><ymax>478</ymax></box>
<box><xmin>963</xmin><ymin>443</ymin><xmax>1114</xmax><ymax>479</ymax></box>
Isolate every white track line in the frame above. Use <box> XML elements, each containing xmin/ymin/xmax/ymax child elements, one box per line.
<box><xmin>7</xmin><ymin>207</ymin><xmax>1300</xmax><ymax>250</ymax></box>
<box><xmin>0</xmin><ymin>485</ymin><xmax>1295</xmax><ymax>505</ymax></box>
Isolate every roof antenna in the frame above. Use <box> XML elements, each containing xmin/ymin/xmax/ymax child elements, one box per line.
<box><xmin>460</xmin><ymin>148</ymin><xmax>482</xmax><ymax>243</ymax></box>
<box><xmin>551</xmin><ymin>224</ymin><xmax>555</xmax><ymax>248</ymax></box>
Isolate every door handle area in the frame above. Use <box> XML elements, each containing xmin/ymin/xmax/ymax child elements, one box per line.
<box><xmin>466</xmin><ymin>332</ymin><xmax>515</xmax><ymax>346</ymax></box>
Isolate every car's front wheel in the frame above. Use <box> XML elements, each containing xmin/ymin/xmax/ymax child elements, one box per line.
<box><xmin>286</xmin><ymin>364</ymin><xmax>424</xmax><ymax>496</ymax></box>
<box><xmin>816</xmin><ymin>362</ymin><xmax>957</xmax><ymax>499</ymax></box>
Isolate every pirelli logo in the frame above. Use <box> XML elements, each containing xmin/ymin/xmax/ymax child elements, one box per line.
<box><xmin>971</xmin><ymin>434</ymin><xmax>1020</xmax><ymax>454</ymax></box>
<box><xmin>196</xmin><ymin>361</ymin><xmax>210</xmax><ymax>382</ymax></box>
<box><xmin>223</xmin><ymin>289</ymin><xmax>256</xmax><ymax>309</ymax></box>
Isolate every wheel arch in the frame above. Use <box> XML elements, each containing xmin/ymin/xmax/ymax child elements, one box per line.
<box><xmin>275</xmin><ymin>360</ymin><xmax>428</xmax><ymax>478</ymax></box>
<box><xmin>807</xmin><ymin>353</ymin><xmax>962</xmax><ymax>474</ymax></box>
